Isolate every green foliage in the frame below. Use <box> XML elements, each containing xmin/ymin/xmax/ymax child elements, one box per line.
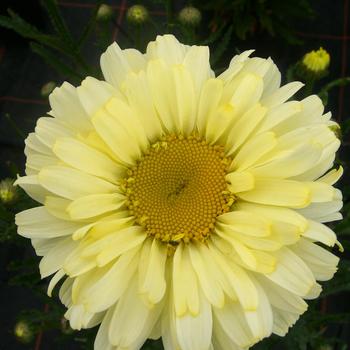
<box><xmin>194</xmin><ymin>0</ymin><xmax>314</xmax><ymax>44</ymax></box>
<box><xmin>30</xmin><ymin>42</ymin><xmax>84</xmax><ymax>80</ymax></box>
<box><xmin>0</xmin><ymin>1</ymin><xmax>98</xmax><ymax>82</ymax></box>
<box><xmin>210</xmin><ymin>25</ymin><xmax>234</xmax><ymax>66</ymax></box>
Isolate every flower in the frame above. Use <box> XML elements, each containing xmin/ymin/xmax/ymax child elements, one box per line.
<box><xmin>96</xmin><ymin>4</ymin><xmax>114</xmax><ymax>22</ymax></box>
<box><xmin>15</xmin><ymin>35</ymin><xmax>342</xmax><ymax>350</ymax></box>
<box><xmin>126</xmin><ymin>5</ymin><xmax>149</xmax><ymax>25</ymax></box>
<box><xmin>178</xmin><ymin>6</ymin><xmax>202</xmax><ymax>27</ymax></box>
<box><xmin>302</xmin><ymin>47</ymin><xmax>330</xmax><ymax>75</ymax></box>
<box><xmin>0</xmin><ymin>178</ymin><xmax>18</xmax><ymax>204</ymax></box>
<box><xmin>14</xmin><ymin>321</ymin><xmax>34</xmax><ymax>343</ymax></box>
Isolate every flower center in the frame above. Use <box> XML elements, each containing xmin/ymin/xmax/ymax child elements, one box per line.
<box><xmin>123</xmin><ymin>134</ymin><xmax>233</xmax><ymax>245</ymax></box>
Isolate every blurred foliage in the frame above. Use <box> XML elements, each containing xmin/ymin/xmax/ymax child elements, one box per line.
<box><xmin>0</xmin><ymin>0</ymin><xmax>350</xmax><ymax>349</ymax></box>
<box><xmin>194</xmin><ymin>0</ymin><xmax>314</xmax><ymax>44</ymax></box>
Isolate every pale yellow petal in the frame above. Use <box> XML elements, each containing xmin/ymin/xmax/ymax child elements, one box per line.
<box><xmin>175</xmin><ymin>289</ymin><xmax>213</xmax><ymax>350</ymax></box>
<box><xmin>209</xmin><ymin>244</ymin><xmax>258</xmax><ymax>311</ymax></box>
<box><xmin>229</xmin><ymin>73</ymin><xmax>264</xmax><ymax>116</ymax></box>
<box><xmin>49</xmin><ymin>82</ymin><xmax>92</xmax><ymax>132</ymax></box>
<box><xmin>213</xmin><ymin>302</ymin><xmax>255</xmax><ymax>348</ymax></box>
<box><xmin>95</xmin><ymin>226</ymin><xmax>147</xmax><ymax>267</ymax></box>
<box><xmin>67</xmin><ymin>193</ymin><xmax>125</xmax><ymax>220</ymax></box>
<box><xmin>172</xmin><ymin>64</ymin><xmax>196</xmax><ymax>135</ymax></box>
<box><xmin>38</xmin><ymin>166</ymin><xmax>117</xmax><ymax>200</ymax></box>
<box><xmin>183</xmin><ymin>45</ymin><xmax>212</xmax><ymax>95</ymax></box>
<box><xmin>226</xmin><ymin>103</ymin><xmax>267</xmax><ymax>153</ymax></box>
<box><xmin>79</xmin><ymin>248</ymin><xmax>139</xmax><ymax>313</ymax></box>
<box><xmin>109</xmin><ymin>277</ymin><xmax>163</xmax><ymax>348</ymax></box>
<box><xmin>138</xmin><ymin>238</ymin><xmax>167</xmax><ymax>304</ymax></box>
<box><xmin>173</xmin><ymin>243</ymin><xmax>200</xmax><ymax>316</ymax></box>
<box><xmin>217</xmin><ymin>211</ymin><xmax>270</xmax><ymax>237</ymax></box>
<box><xmin>261</xmin><ymin>81</ymin><xmax>304</xmax><ymax>108</ymax></box>
<box><xmin>301</xmin><ymin>220</ymin><xmax>337</xmax><ymax>247</ymax></box>
<box><xmin>251</xmin><ymin>141</ymin><xmax>322</xmax><ymax>178</ymax></box>
<box><xmin>265</xmin><ymin>247</ymin><xmax>316</xmax><ymax>297</ymax></box>
<box><xmin>225</xmin><ymin>171</ymin><xmax>255</xmax><ymax>193</ymax></box>
<box><xmin>318</xmin><ymin>166</ymin><xmax>343</xmax><ymax>185</ymax></box>
<box><xmin>146</xmin><ymin>34</ymin><xmax>187</xmax><ymax>64</ymax></box>
<box><xmin>232</xmin><ymin>132</ymin><xmax>277</xmax><ymax>170</ymax></box>
<box><xmin>292</xmin><ymin>238</ymin><xmax>339</xmax><ymax>281</ymax></box>
<box><xmin>123</xmin><ymin>71</ymin><xmax>163</xmax><ymax>142</ymax></box>
<box><xmin>92</xmin><ymin>108</ymin><xmax>142</xmax><ymax>165</ymax></box>
<box><xmin>189</xmin><ymin>244</ymin><xmax>225</xmax><ymax>308</ymax></box>
<box><xmin>238</xmin><ymin>178</ymin><xmax>311</xmax><ymax>208</ymax></box>
<box><xmin>101</xmin><ymin>42</ymin><xmax>145</xmax><ymax>87</ymax></box>
<box><xmin>15</xmin><ymin>175</ymin><xmax>50</xmax><ymax>203</ymax></box>
<box><xmin>53</xmin><ymin>137</ymin><xmax>125</xmax><ymax>183</ymax></box>
<box><xmin>39</xmin><ymin>236</ymin><xmax>78</xmax><ymax>278</ymax></box>
<box><xmin>16</xmin><ymin>206</ymin><xmax>82</xmax><ymax>239</ymax></box>
<box><xmin>196</xmin><ymin>79</ymin><xmax>223</xmax><ymax>136</ymax></box>
<box><xmin>257</xmin><ymin>101</ymin><xmax>302</xmax><ymax>133</ymax></box>
<box><xmin>25</xmin><ymin>132</ymin><xmax>51</xmax><ymax>155</ymax></box>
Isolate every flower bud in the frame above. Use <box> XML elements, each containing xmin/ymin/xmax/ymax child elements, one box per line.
<box><xmin>0</xmin><ymin>178</ymin><xmax>18</xmax><ymax>205</ymax></box>
<box><xmin>126</xmin><ymin>5</ymin><xmax>149</xmax><ymax>25</ymax></box>
<box><xmin>14</xmin><ymin>321</ymin><xmax>34</xmax><ymax>344</ymax></box>
<box><xmin>61</xmin><ymin>318</ymin><xmax>74</xmax><ymax>335</ymax></box>
<box><xmin>40</xmin><ymin>81</ymin><xmax>56</xmax><ymax>98</ymax></box>
<box><xmin>300</xmin><ymin>47</ymin><xmax>330</xmax><ymax>79</ymax></box>
<box><xmin>178</xmin><ymin>6</ymin><xmax>202</xmax><ymax>27</ymax></box>
<box><xmin>318</xmin><ymin>345</ymin><xmax>333</xmax><ymax>350</ymax></box>
<box><xmin>97</xmin><ymin>4</ymin><xmax>114</xmax><ymax>22</ymax></box>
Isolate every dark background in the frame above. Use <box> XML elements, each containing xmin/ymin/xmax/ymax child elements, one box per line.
<box><xmin>0</xmin><ymin>0</ymin><xmax>349</xmax><ymax>349</ymax></box>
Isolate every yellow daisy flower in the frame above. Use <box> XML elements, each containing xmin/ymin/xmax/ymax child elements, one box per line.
<box><xmin>15</xmin><ymin>35</ymin><xmax>342</xmax><ymax>350</ymax></box>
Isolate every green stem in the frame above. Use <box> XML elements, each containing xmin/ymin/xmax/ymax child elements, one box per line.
<box><xmin>304</xmin><ymin>79</ymin><xmax>315</xmax><ymax>97</ymax></box>
<box><xmin>321</xmin><ymin>77</ymin><xmax>350</xmax><ymax>93</ymax></box>
<box><xmin>165</xmin><ymin>0</ymin><xmax>173</xmax><ymax>33</ymax></box>
<box><xmin>135</xmin><ymin>25</ymin><xmax>141</xmax><ymax>51</ymax></box>
<box><xmin>4</xmin><ymin>113</ymin><xmax>25</xmax><ymax>140</ymax></box>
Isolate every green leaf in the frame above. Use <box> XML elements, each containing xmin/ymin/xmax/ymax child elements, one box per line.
<box><xmin>40</xmin><ymin>0</ymin><xmax>74</xmax><ymax>46</ymax></box>
<box><xmin>211</xmin><ymin>24</ymin><xmax>233</xmax><ymax>66</ymax></box>
<box><xmin>77</xmin><ymin>0</ymin><xmax>103</xmax><ymax>48</ymax></box>
<box><xmin>30</xmin><ymin>42</ymin><xmax>83</xmax><ymax>81</ymax></box>
<box><xmin>0</xmin><ymin>10</ymin><xmax>70</xmax><ymax>54</ymax></box>
<box><xmin>201</xmin><ymin>24</ymin><xmax>226</xmax><ymax>45</ymax></box>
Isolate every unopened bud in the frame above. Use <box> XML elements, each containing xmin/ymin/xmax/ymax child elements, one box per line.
<box><xmin>97</xmin><ymin>4</ymin><xmax>114</xmax><ymax>22</ymax></box>
<box><xmin>40</xmin><ymin>81</ymin><xmax>56</xmax><ymax>98</ymax></box>
<box><xmin>126</xmin><ymin>5</ymin><xmax>149</xmax><ymax>25</ymax></box>
<box><xmin>178</xmin><ymin>6</ymin><xmax>202</xmax><ymax>27</ymax></box>
<box><xmin>14</xmin><ymin>321</ymin><xmax>34</xmax><ymax>344</ymax></box>
<box><xmin>0</xmin><ymin>178</ymin><xmax>18</xmax><ymax>204</ymax></box>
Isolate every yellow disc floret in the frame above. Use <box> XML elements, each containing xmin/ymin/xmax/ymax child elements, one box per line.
<box><xmin>123</xmin><ymin>134</ymin><xmax>233</xmax><ymax>245</ymax></box>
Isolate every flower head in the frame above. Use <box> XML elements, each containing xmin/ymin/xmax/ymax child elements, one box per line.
<box><xmin>178</xmin><ymin>6</ymin><xmax>202</xmax><ymax>27</ymax></box>
<box><xmin>126</xmin><ymin>5</ymin><xmax>149</xmax><ymax>25</ymax></box>
<box><xmin>16</xmin><ymin>35</ymin><xmax>342</xmax><ymax>350</ymax></box>
<box><xmin>302</xmin><ymin>47</ymin><xmax>330</xmax><ymax>74</ymax></box>
<box><xmin>14</xmin><ymin>321</ymin><xmax>34</xmax><ymax>343</ymax></box>
<box><xmin>0</xmin><ymin>178</ymin><xmax>18</xmax><ymax>204</ymax></box>
<box><xmin>96</xmin><ymin>4</ymin><xmax>114</xmax><ymax>22</ymax></box>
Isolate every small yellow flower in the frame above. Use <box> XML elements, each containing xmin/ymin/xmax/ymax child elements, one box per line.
<box><xmin>302</xmin><ymin>47</ymin><xmax>330</xmax><ymax>73</ymax></box>
<box><xmin>0</xmin><ymin>178</ymin><xmax>18</xmax><ymax>204</ymax></box>
<box><xmin>16</xmin><ymin>35</ymin><xmax>342</xmax><ymax>350</ymax></box>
